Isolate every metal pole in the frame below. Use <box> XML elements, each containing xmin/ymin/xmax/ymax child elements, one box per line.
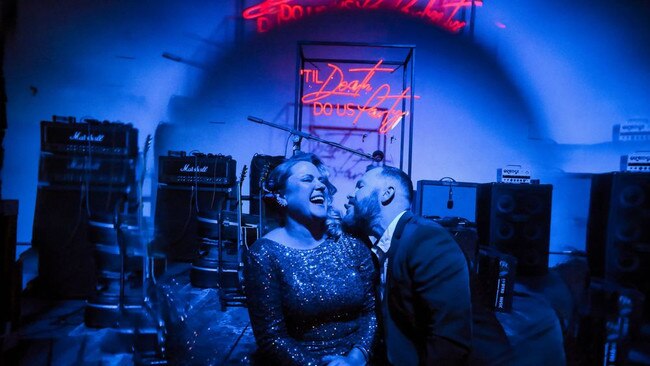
<box><xmin>408</xmin><ymin>47</ymin><xmax>415</xmax><ymax>177</ymax></box>
<box><xmin>470</xmin><ymin>0</ymin><xmax>476</xmax><ymax>41</ymax></box>
<box><xmin>248</xmin><ymin>116</ymin><xmax>381</xmax><ymax>162</ymax></box>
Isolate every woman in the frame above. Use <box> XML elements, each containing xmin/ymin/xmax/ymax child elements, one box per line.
<box><xmin>244</xmin><ymin>153</ymin><xmax>377</xmax><ymax>366</ymax></box>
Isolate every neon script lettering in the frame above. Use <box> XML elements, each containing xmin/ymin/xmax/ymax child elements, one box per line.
<box><xmin>243</xmin><ymin>0</ymin><xmax>482</xmax><ymax>33</ymax></box>
<box><xmin>301</xmin><ymin>60</ymin><xmax>419</xmax><ymax>134</ymax></box>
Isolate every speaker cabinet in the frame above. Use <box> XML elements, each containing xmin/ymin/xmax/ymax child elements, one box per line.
<box><xmin>587</xmin><ymin>172</ymin><xmax>650</xmax><ymax>313</ymax></box>
<box><xmin>1</xmin><ymin>200</ymin><xmax>17</xmax><ymax>281</ymax></box>
<box><xmin>152</xmin><ymin>186</ymin><xmax>233</xmax><ymax>262</ymax></box>
<box><xmin>1</xmin><ymin>200</ymin><xmax>19</xmax><ymax>329</ymax></box>
<box><xmin>32</xmin><ymin>187</ymin><xmax>127</xmax><ymax>298</ymax></box>
<box><xmin>476</xmin><ymin>183</ymin><xmax>553</xmax><ymax>276</ymax></box>
<box><xmin>152</xmin><ymin>186</ymin><xmax>197</xmax><ymax>262</ymax></box>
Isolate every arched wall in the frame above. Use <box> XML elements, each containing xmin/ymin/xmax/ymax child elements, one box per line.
<box><xmin>2</xmin><ymin>0</ymin><xmax>648</xmax><ymax>262</ymax></box>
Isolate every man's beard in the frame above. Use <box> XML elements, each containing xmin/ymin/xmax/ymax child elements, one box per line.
<box><xmin>342</xmin><ymin>191</ymin><xmax>381</xmax><ymax>236</ymax></box>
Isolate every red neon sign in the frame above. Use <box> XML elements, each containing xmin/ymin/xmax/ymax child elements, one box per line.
<box><xmin>301</xmin><ymin>60</ymin><xmax>419</xmax><ymax>134</ymax></box>
<box><xmin>243</xmin><ymin>0</ymin><xmax>482</xmax><ymax>33</ymax></box>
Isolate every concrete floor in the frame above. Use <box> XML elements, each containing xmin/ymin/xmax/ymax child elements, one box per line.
<box><xmin>2</xmin><ymin>249</ymin><xmax>650</xmax><ymax>366</ymax></box>
<box><xmin>1</xmin><ymin>259</ymin><xmax>257</xmax><ymax>366</ymax></box>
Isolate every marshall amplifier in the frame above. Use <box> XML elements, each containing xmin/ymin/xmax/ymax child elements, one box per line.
<box><xmin>38</xmin><ymin>154</ymin><xmax>136</xmax><ymax>186</ymax></box>
<box><xmin>158</xmin><ymin>153</ymin><xmax>236</xmax><ymax>187</ymax></box>
<box><xmin>40</xmin><ymin>118</ymin><xmax>138</xmax><ymax>157</ymax></box>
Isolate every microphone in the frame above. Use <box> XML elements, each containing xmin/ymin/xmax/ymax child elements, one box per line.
<box><xmin>248</xmin><ymin>116</ymin><xmax>264</xmax><ymax>124</ymax></box>
<box><xmin>447</xmin><ymin>186</ymin><xmax>454</xmax><ymax>209</ymax></box>
<box><xmin>371</xmin><ymin>150</ymin><xmax>385</xmax><ymax>162</ymax></box>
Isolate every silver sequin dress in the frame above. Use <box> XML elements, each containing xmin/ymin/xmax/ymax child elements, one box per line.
<box><xmin>244</xmin><ymin>233</ymin><xmax>378</xmax><ymax>366</ymax></box>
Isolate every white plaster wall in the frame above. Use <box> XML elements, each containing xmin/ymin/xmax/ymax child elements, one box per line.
<box><xmin>2</xmin><ymin>0</ymin><xmax>648</xmax><ymax>264</ymax></box>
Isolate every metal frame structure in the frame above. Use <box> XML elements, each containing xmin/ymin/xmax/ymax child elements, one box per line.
<box><xmin>294</xmin><ymin>41</ymin><xmax>416</xmax><ymax>176</ymax></box>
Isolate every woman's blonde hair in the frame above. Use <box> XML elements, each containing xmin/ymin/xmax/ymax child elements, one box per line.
<box><xmin>263</xmin><ymin>152</ymin><xmax>342</xmax><ymax>239</ymax></box>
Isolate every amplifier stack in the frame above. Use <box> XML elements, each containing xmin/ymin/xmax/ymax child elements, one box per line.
<box><xmin>153</xmin><ymin>151</ymin><xmax>252</xmax><ymax>308</ymax></box>
<box><xmin>33</xmin><ymin>116</ymin><xmax>139</xmax><ymax>300</ymax></box>
<box><xmin>152</xmin><ymin>152</ymin><xmax>237</xmax><ymax>261</ymax></box>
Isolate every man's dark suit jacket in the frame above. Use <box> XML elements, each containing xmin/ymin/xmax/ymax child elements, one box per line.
<box><xmin>380</xmin><ymin>211</ymin><xmax>472</xmax><ymax>366</ymax></box>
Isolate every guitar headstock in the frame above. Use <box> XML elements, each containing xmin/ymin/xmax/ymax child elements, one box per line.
<box><xmin>259</xmin><ymin>162</ymin><xmax>272</xmax><ymax>190</ymax></box>
<box><xmin>240</xmin><ymin>164</ymin><xmax>248</xmax><ymax>187</ymax></box>
<box><xmin>143</xmin><ymin>134</ymin><xmax>152</xmax><ymax>156</ymax></box>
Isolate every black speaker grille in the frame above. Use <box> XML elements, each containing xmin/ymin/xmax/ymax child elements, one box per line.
<box><xmin>476</xmin><ymin>183</ymin><xmax>553</xmax><ymax>276</ymax></box>
<box><xmin>587</xmin><ymin>172</ymin><xmax>650</xmax><ymax>315</ymax></box>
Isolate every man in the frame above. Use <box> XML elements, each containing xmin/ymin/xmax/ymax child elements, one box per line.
<box><xmin>343</xmin><ymin>166</ymin><xmax>472</xmax><ymax>365</ymax></box>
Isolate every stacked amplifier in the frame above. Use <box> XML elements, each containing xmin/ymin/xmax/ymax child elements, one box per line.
<box><xmin>152</xmin><ymin>151</ymin><xmax>237</xmax><ymax>262</ymax></box>
<box><xmin>33</xmin><ymin>116</ymin><xmax>138</xmax><ymax>299</ymax></box>
<box><xmin>152</xmin><ymin>151</ymin><xmax>259</xmax><ymax>308</ymax></box>
<box><xmin>38</xmin><ymin>117</ymin><xmax>137</xmax><ymax>187</ymax></box>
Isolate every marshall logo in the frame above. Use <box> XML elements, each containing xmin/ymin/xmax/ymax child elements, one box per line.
<box><xmin>69</xmin><ymin>131</ymin><xmax>105</xmax><ymax>142</ymax></box>
<box><xmin>67</xmin><ymin>159</ymin><xmax>101</xmax><ymax>171</ymax></box>
<box><xmin>158</xmin><ymin>155</ymin><xmax>235</xmax><ymax>186</ymax></box>
<box><xmin>180</xmin><ymin>164</ymin><xmax>209</xmax><ymax>173</ymax></box>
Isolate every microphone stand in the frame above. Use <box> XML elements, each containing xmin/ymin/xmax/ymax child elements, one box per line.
<box><xmin>247</xmin><ymin>116</ymin><xmax>384</xmax><ymax>162</ymax></box>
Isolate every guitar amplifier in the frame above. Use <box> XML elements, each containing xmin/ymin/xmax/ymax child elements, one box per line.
<box><xmin>496</xmin><ymin>165</ymin><xmax>531</xmax><ymax>184</ymax></box>
<box><xmin>158</xmin><ymin>154</ymin><xmax>236</xmax><ymax>187</ymax></box>
<box><xmin>40</xmin><ymin>119</ymin><xmax>138</xmax><ymax>157</ymax></box>
<box><xmin>620</xmin><ymin>151</ymin><xmax>650</xmax><ymax>172</ymax></box>
<box><xmin>38</xmin><ymin>154</ymin><xmax>136</xmax><ymax>187</ymax></box>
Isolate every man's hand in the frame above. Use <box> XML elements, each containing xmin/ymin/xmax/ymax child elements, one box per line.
<box><xmin>322</xmin><ymin>355</ymin><xmax>353</xmax><ymax>366</ymax></box>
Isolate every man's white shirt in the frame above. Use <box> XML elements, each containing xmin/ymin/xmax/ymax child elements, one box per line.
<box><xmin>372</xmin><ymin>210</ymin><xmax>408</xmax><ymax>299</ymax></box>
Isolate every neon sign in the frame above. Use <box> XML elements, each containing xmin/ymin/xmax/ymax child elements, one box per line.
<box><xmin>301</xmin><ymin>60</ymin><xmax>419</xmax><ymax>134</ymax></box>
<box><xmin>243</xmin><ymin>0</ymin><xmax>482</xmax><ymax>33</ymax></box>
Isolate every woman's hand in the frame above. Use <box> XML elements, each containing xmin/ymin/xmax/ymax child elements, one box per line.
<box><xmin>321</xmin><ymin>347</ymin><xmax>366</xmax><ymax>366</ymax></box>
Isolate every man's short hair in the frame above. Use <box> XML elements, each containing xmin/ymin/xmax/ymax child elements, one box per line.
<box><xmin>374</xmin><ymin>165</ymin><xmax>414</xmax><ymax>203</ymax></box>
